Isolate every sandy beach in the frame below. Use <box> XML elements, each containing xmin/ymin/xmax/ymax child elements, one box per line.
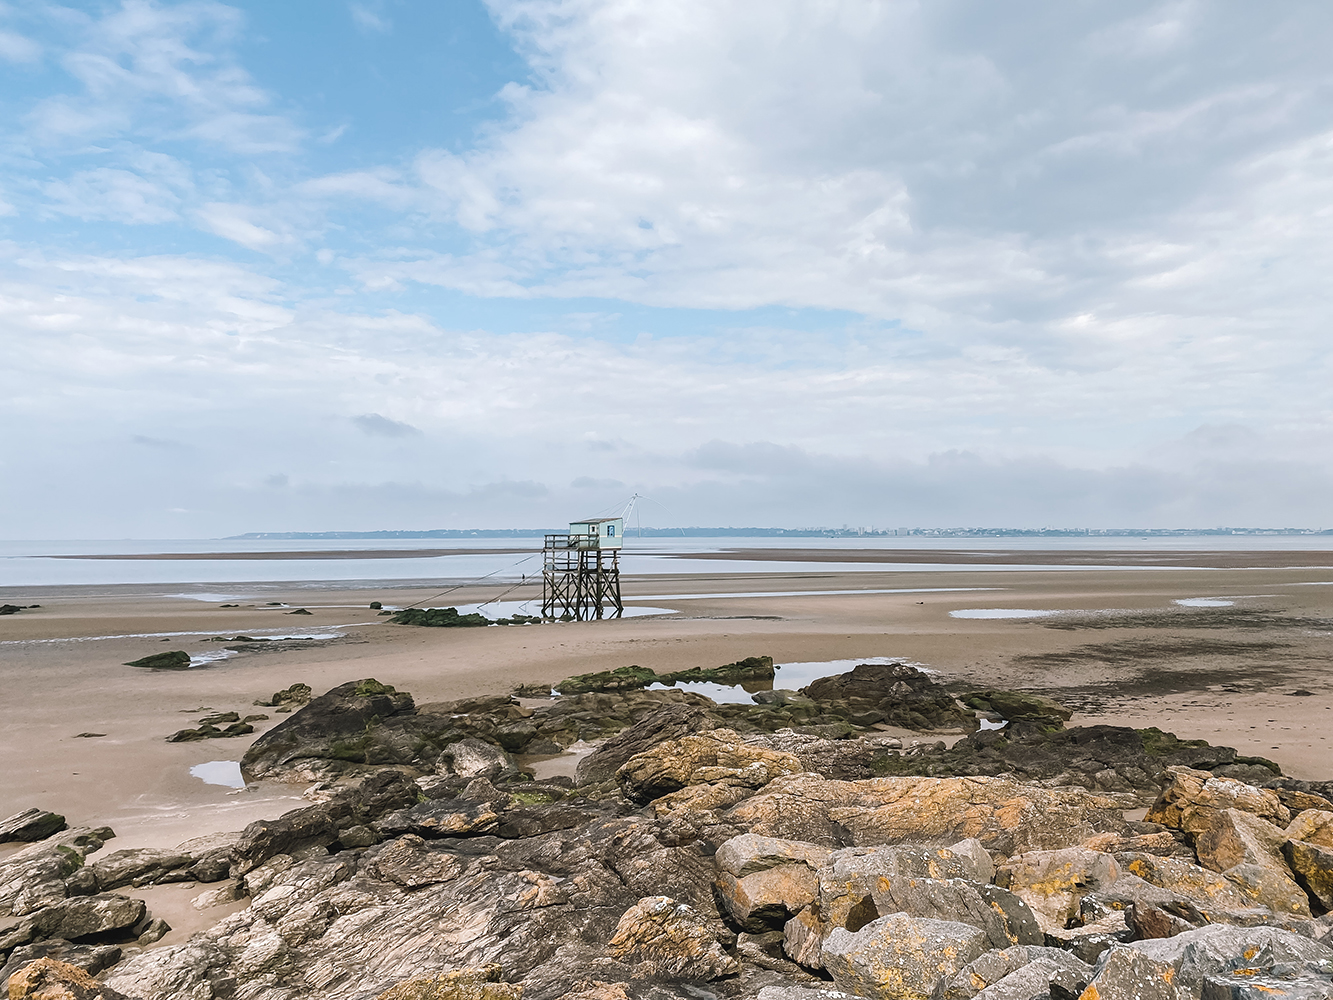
<box><xmin>3</xmin><ymin>554</ymin><xmax>1331</xmax><ymax>857</ymax></box>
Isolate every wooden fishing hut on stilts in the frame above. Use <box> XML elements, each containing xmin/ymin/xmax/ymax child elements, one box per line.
<box><xmin>541</xmin><ymin>517</ymin><xmax>624</xmax><ymax>621</ymax></box>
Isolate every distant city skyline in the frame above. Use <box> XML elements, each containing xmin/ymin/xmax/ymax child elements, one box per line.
<box><xmin>3</xmin><ymin>2</ymin><xmax>1332</xmax><ymax>538</ymax></box>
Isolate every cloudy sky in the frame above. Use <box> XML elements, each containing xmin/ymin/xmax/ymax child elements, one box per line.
<box><xmin>2</xmin><ymin>0</ymin><xmax>1331</xmax><ymax>537</ymax></box>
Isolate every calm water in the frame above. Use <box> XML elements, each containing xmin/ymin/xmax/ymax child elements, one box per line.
<box><xmin>2</xmin><ymin>534</ymin><xmax>1331</xmax><ymax>591</ymax></box>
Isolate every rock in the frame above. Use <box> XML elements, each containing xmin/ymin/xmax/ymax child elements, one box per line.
<box><xmin>607</xmin><ymin>896</ymin><xmax>740</xmax><ymax>980</ymax></box>
<box><xmin>1147</xmin><ymin>767</ymin><xmax>1290</xmax><ymax>836</ymax></box>
<box><xmin>230</xmin><ymin>804</ymin><xmax>340</xmax><ymax>876</ymax></box>
<box><xmin>254</xmin><ymin>683</ymin><xmax>314</xmax><ymax>708</ymax></box>
<box><xmin>1198</xmin><ymin>973</ymin><xmax>1333</xmax><ymax>1000</ymax></box>
<box><xmin>800</xmin><ymin>663</ymin><xmax>978</xmax><ymax>732</ymax></box>
<box><xmin>390</xmin><ymin>607</ymin><xmax>491</xmax><ymax>627</ymax></box>
<box><xmin>817</xmin><ymin>843</ymin><xmax>998</xmax><ymax>930</ymax></box>
<box><xmin>240</xmin><ymin>679</ymin><xmax>418</xmax><ymax>781</ymax></box>
<box><xmin>374</xmin><ymin>800</ymin><xmax>500</xmax><ymax>839</ymax></box>
<box><xmin>1287</xmin><ymin>811</ymin><xmax>1333</xmax><ymax>849</ymax></box>
<box><xmin>1045</xmin><ymin>909</ymin><xmax>1131</xmax><ymax>963</ymax></box>
<box><xmin>962</xmin><ymin>691</ymin><xmax>1073</xmax><ymax>728</ymax></box>
<box><xmin>375</xmin><ymin>964</ymin><xmax>522</xmax><ymax>1000</ymax></box>
<box><xmin>717</xmin><ymin>864</ymin><xmax>819</xmax><ymax>932</ymax></box>
<box><xmin>1078</xmin><ymin>947</ymin><xmax>1182</xmax><ymax>1000</ymax></box>
<box><xmin>575</xmin><ymin>703</ymin><xmax>716</xmax><ymax>786</ymax></box>
<box><xmin>1194</xmin><ymin>809</ymin><xmax>1309</xmax><ymax>916</ymax></box>
<box><xmin>994</xmin><ymin>848</ymin><xmax>1120</xmax><ymax>933</ymax></box>
<box><xmin>664</xmin><ymin>656</ymin><xmax>776</xmax><ymax>686</ymax></box>
<box><xmin>88</xmin><ymin>848</ymin><xmax>192</xmax><ymax>890</ymax></box>
<box><xmin>0</xmin><ymin>810</ymin><xmax>67</xmax><ymax>844</ymax></box>
<box><xmin>0</xmin><ymin>828</ymin><xmax>115</xmax><ymax>915</ymax></box>
<box><xmin>1113</xmin><ymin>853</ymin><xmax>1257</xmax><ymax>915</ymax></box>
<box><xmin>934</xmin><ymin>945</ymin><xmax>1092</xmax><ymax>1000</ymax></box>
<box><xmin>821</xmin><ymin>912</ymin><xmax>988</xmax><ymax>999</ymax></box>
<box><xmin>368</xmin><ymin>835</ymin><xmax>465</xmax><ymax>888</ymax></box>
<box><xmin>136</xmin><ymin>918</ymin><xmax>170</xmax><ymax>945</ymax></box>
<box><xmin>3</xmin><ymin>957</ymin><xmax>136</xmax><ymax>999</ymax></box>
<box><xmin>784</xmin><ymin>907</ymin><xmax>826</xmax><ymax>968</ymax></box>
<box><xmin>28</xmin><ymin>894</ymin><xmax>146</xmax><ymax>941</ymax></box>
<box><xmin>880</xmin><ymin>727</ymin><xmax>1272</xmax><ymax>802</ymax></box>
<box><xmin>716</xmin><ymin>835</ymin><xmax>834</xmax><ymax>877</ymax></box>
<box><xmin>286</xmin><ymin>608</ymin><xmax>313</xmax><ymax>615</ymax></box>
<box><xmin>972</xmin><ymin>956</ymin><xmax>1090</xmax><ymax>1000</ymax></box>
<box><xmin>1129</xmin><ymin>924</ymin><xmax>1333</xmax><ymax>999</ymax></box>
<box><xmin>1284</xmin><ymin>840</ymin><xmax>1333</xmax><ymax>911</ymax></box>
<box><xmin>866</xmin><ymin>877</ymin><xmax>1041</xmax><ymax>950</ymax></box>
<box><xmin>124</xmin><ymin>650</ymin><xmax>190</xmax><ymax>670</ymax></box>
<box><xmin>0</xmin><ymin>942</ymin><xmax>123</xmax><ymax>992</ymax></box>
<box><xmin>726</xmin><ymin>773</ymin><xmax>1129</xmax><ymax>855</ymax></box>
<box><xmin>441</xmin><ymin>738</ymin><xmax>519</xmax><ymax>782</ymax></box>
<box><xmin>190</xmin><ymin>882</ymin><xmax>243</xmax><ymax>910</ymax></box>
<box><xmin>616</xmin><ymin>729</ymin><xmax>802</xmax><ymax>804</ymax></box>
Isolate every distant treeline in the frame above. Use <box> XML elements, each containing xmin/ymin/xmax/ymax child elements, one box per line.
<box><xmin>226</xmin><ymin>526</ymin><xmax>1331</xmax><ymax>540</ymax></box>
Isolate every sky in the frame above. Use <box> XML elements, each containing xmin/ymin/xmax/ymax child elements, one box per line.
<box><xmin>2</xmin><ymin>0</ymin><xmax>1332</xmax><ymax>538</ymax></box>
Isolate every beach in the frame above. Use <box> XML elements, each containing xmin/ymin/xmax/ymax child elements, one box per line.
<box><xmin>3</xmin><ymin>550</ymin><xmax>1331</xmax><ymax>857</ymax></box>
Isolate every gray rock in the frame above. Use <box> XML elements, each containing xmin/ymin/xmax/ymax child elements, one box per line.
<box><xmin>1200</xmin><ymin>974</ymin><xmax>1333</xmax><ymax>1000</ymax></box>
<box><xmin>374</xmin><ymin>799</ymin><xmax>501</xmax><ymax>838</ymax></box>
<box><xmin>230</xmin><ymin>803</ymin><xmax>340</xmax><ymax>876</ymax></box>
<box><xmin>366</xmin><ymin>835</ymin><xmax>465</xmax><ymax>887</ymax></box>
<box><xmin>757</xmin><ymin>988</ymin><xmax>857</xmax><ymax>1000</ymax></box>
<box><xmin>1129</xmin><ymin>925</ymin><xmax>1333</xmax><ymax>999</ymax></box>
<box><xmin>974</xmin><ymin>957</ymin><xmax>1091</xmax><ymax>1000</ymax></box>
<box><xmin>1083</xmin><ymin>947</ymin><xmax>1183</xmax><ymax>1000</ymax></box>
<box><xmin>868</xmin><ymin>876</ymin><xmax>1041</xmax><ymax>950</ymax></box>
<box><xmin>822</xmin><ymin>913</ymin><xmax>988</xmax><ymax>999</ymax></box>
<box><xmin>0</xmin><ymin>827</ymin><xmax>114</xmax><ymax>914</ymax></box>
<box><xmin>136</xmin><ymin>917</ymin><xmax>171</xmax><ymax>945</ymax></box>
<box><xmin>88</xmin><ymin>847</ymin><xmax>192</xmax><ymax>889</ymax></box>
<box><xmin>577</xmin><ymin>704</ymin><xmax>717</xmax><ymax>786</ymax></box>
<box><xmin>440</xmin><ymin>737</ymin><xmax>519</xmax><ymax>782</ymax></box>
<box><xmin>715</xmin><ymin>834</ymin><xmax>833</xmax><ymax>877</ymax></box>
<box><xmin>29</xmin><ymin>894</ymin><xmax>146</xmax><ymax>941</ymax></box>
<box><xmin>934</xmin><ymin>945</ymin><xmax>1092</xmax><ymax>1000</ymax></box>
<box><xmin>0</xmin><ymin>808</ymin><xmax>67</xmax><ymax>843</ymax></box>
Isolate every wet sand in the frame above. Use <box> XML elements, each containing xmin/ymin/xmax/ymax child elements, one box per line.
<box><xmin>2</xmin><ymin>557</ymin><xmax>1332</xmax><ymax>856</ymax></box>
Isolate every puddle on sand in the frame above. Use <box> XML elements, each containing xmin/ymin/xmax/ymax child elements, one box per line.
<box><xmin>645</xmin><ymin>656</ymin><xmax>924</xmax><ymax>706</ymax></box>
<box><xmin>1174</xmin><ymin>598</ymin><xmax>1235</xmax><ymax>608</ymax></box>
<box><xmin>949</xmin><ymin>608</ymin><xmax>1060</xmax><ymax>620</ymax></box>
<box><xmin>191</xmin><ymin>761</ymin><xmax>245</xmax><ymax>788</ymax></box>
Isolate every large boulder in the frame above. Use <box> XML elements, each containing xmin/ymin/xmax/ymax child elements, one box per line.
<box><xmin>1194</xmin><ymin>809</ymin><xmax>1309</xmax><ymax>916</ymax></box>
<box><xmin>800</xmin><ymin>663</ymin><xmax>977</xmax><ymax>731</ymax></box>
<box><xmin>1147</xmin><ymin>768</ymin><xmax>1290</xmax><ymax>837</ymax></box>
<box><xmin>0</xmin><ymin>810</ymin><xmax>67</xmax><ymax>844</ymax></box>
<box><xmin>1283</xmin><ymin>839</ymin><xmax>1333</xmax><ymax>911</ymax></box>
<box><xmin>607</xmin><ymin>896</ymin><xmax>740</xmax><ymax>980</ymax></box>
<box><xmin>962</xmin><ymin>691</ymin><xmax>1073</xmax><ymax>729</ymax></box>
<box><xmin>817</xmin><ymin>843</ymin><xmax>994</xmax><ymax>929</ymax></box>
<box><xmin>1287</xmin><ymin>811</ymin><xmax>1333</xmax><ymax>849</ymax></box>
<box><xmin>1129</xmin><ymin>924</ymin><xmax>1333</xmax><ymax>1000</ymax></box>
<box><xmin>88</xmin><ymin>848</ymin><xmax>192</xmax><ymax>890</ymax></box>
<box><xmin>726</xmin><ymin>773</ymin><xmax>1129</xmax><ymax>855</ymax></box>
<box><xmin>28</xmin><ymin>895</ymin><xmax>146</xmax><ymax>941</ymax></box>
<box><xmin>934</xmin><ymin>945</ymin><xmax>1092</xmax><ymax>1000</ymax></box>
<box><xmin>1079</xmin><ymin>947</ymin><xmax>1182</xmax><ymax>1000</ymax></box>
<box><xmin>4</xmin><ymin>957</ymin><xmax>136</xmax><ymax>1000</ymax></box>
<box><xmin>240</xmin><ymin>679</ymin><xmax>419</xmax><ymax>781</ymax></box>
<box><xmin>576</xmin><ymin>703</ymin><xmax>715</xmax><ymax>786</ymax></box>
<box><xmin>616</xmin><ymin>730</ymin><xmax>802</xmax><ymax>804</ymax></box>
<box><xmin>994</xmin><ymin>848</ymin><xmax>1120</xmax><ymax>933</ymax></box>
<box><xmin>821</xmin><ymin>913</ymin><xmax>988</xmax><ymax>999</ymax></box>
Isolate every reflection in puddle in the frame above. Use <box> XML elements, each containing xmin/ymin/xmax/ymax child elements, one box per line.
<box><xmin>190</xmin><ymin>761</ymin><xmax>245</xmax><ymax>788</ymax></box>
<box><xmin>949</xmin><ymin>608</ymin><xmax>1060</xmax><ymax>620</ymax></box>
<box><xmin>1174</xmin><ymin>598</ymin><xmax>1235</xmax><ymax>607</ymax></box>
<box><xmin>646</xmin><ymin>681</ymin><xmax>758</xmax><ymax>704</ymax></box>
<box><xmin>978</xmin><ymin>718</ymin><xmax>1007</xmax><ymax>731</ymax></box>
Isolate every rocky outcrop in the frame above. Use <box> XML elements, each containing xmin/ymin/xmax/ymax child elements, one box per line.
<box><xmin>725</xmin><ymin>773</ymin><xmax>1130</xmax><ymax>854</ymax></box>
<box><xmin>822</xmin><ymin>913</ymin><xmax>988</xmax><ymax>998</ymax></box>
<box><xmin>5</xmin><ymin>957</ymin><xmax>136</xmax><ymax>999</ymax></box>
<box><xmin>124</xmin><ymin>650</ymin><xmax>190</xmax><ymax>670</ymax></box>
<box><xmin>607</xmin><ymin>896</ymin><xmax>740</xmax><ymax>980</ymax></box>
<box><xmin>616</xmin><ymin>730</ymin><xmax>803</xmax><ymax>804</ymax></box>
<box><xmin>1147</xmin><ymin>767</ymin><xmax>1291</xmax><ymax>836</ymax></box>
<box><xmin>389</xmin><ymin>607</ymin><xmax>491</xmax><ymax>627</ymax></box>
<box><xmin>557</xmin><ymin>657</ymin><xmax>774</xmax><ymax>695</ymax></box>
<box><xmin>0</xmin><ymin>809</ymin><xmax>67</xmax><ymax>843</ymax></box>
<box><xmin>800</xmin><ymin>663</ymin><xmax>977</xmax><ymax>731</ymax></box>
<box><xmin>575</xmin><ymin>703</ymin><xmax>715</xmax><ymax>786</ymax></box>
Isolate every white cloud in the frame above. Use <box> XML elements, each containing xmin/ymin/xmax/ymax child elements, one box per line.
<box><xmin>44</xmin><ymin>167</ymin><xmax>181</xmax><ymax>223</ymax></box>
<box><xmin>194</xmin><ymin>202</ymin><xmax>293</xmax><ymax>250</ymax></box>
<box><xmin>0</xmin><ymin>28</ymin><xmax>41</xmax><ymax>63</ymax></box>
<box><xmin>348</xmin><ymin>2</ymin><xmax>391</xmax><ymax>34</ymax></box>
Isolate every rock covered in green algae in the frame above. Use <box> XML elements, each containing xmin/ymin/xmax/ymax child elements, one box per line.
<box><xmin>123</xmin><ymin>650</ymin><xmax>191</xmax><ymax>670</ymax></box>
<box><xmin>389</xmin><ymin>607</ymin><xmax>491</xmax><ymax>627</ymax></box>
<box><xmin>556</xmin><ymin>655</ymin><xmax>774</xmax><ymax>695</ymax></box>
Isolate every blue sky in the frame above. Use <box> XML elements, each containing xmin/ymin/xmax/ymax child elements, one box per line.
<box><xmin>2</xmin><ymin>0</ymin><xmax>1332</xmax><ymax>537</ymax></box>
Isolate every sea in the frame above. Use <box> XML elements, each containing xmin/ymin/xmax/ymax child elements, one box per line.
<box><xmin>2</xmin><ymin>533</ymin><xmax>1331</xmax><ymax>594</ymax></box>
